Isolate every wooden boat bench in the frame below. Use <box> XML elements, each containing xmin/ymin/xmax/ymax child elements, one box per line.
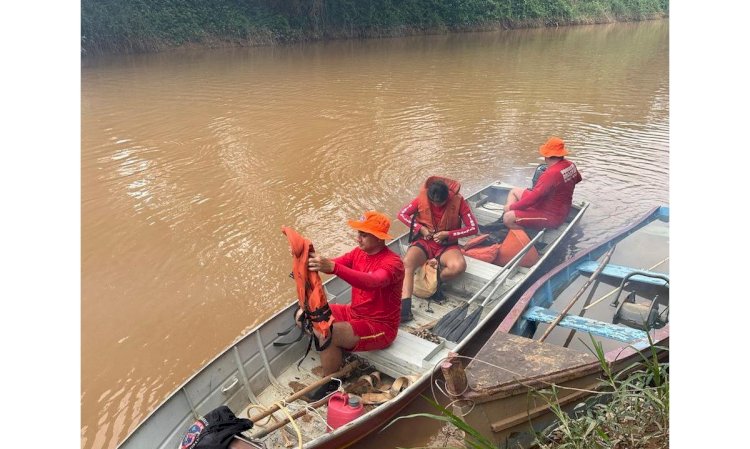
<box><xmin>577</xmin><ymin>262</ymin><xmax>668</xmax><ymax>286</ymax></box>
<box><xmin>523</xmin><ymin>306</ymin><xmax>648</xmax><ymax>343</ymax></box>
<box><xmin>360</xmin><ymin>329</ymin><xmax>452</xmax><ymax>379</ymax></box>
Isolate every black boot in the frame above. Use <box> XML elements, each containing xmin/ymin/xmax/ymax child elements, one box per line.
<box><xmin>401</xmin><ymin>298</ymin><xmax>414</xmax><ymax>323</ymax></box>
<box><xmin>428</xmin><ymin>284</ymin><xmax>446</xmax><ymax>304</ymax></box>
<box><xmin>304</xmin><ymin>379</ymin><xmax>339</xmax><ymax>402</ymax></box>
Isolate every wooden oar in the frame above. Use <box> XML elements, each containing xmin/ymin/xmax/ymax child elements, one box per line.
<box><xmin>582</xmin><ymin>256</ymin><xmax>670</xmax><ymax>311</ymax></box>
<box><xmin>251</xmin><ymin>398</ymin><xmax>328</xmax><ymax>438</ymax></box>
<box><xmin>248</xmin><ymin>359</ymin><xmax>360</xmax><ymax>423</ymax></box>
<box><xmin>538</xmin><ymin>245</ymin><xmax>617</xmax><ymax>343</ymax></box>
<box><xmin>562</xmin><ymin>245</ymin><xmax>619</xmax><ymax>347</ymax></box>
<box><xmin>561</xmin><ymin>278</ymin><xmax>602</xmax><ymax>348</ymax></box>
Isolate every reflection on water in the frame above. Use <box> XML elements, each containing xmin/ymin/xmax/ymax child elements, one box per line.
<box><xmin>82</xmin><ymin>21</ymin><xmax>668</xmax><ymax>449</ymax></box>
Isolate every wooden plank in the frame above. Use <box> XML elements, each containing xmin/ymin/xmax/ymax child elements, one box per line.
<box><xmin>577</xmin><ymin>262</ymin><xmax>668</xmax><ymax>286</ymax></box>
<box><xmin>464</xmin><ymin>332</ymin><xmax>598</xmax><ymax>394</ymax></box>
<box><xmin>523</xmin><ymin>306</ymin><xmax>648</xmax><ymax>343</ymax></box>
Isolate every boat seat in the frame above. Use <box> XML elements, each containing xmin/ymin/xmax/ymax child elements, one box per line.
<box><xmin>458</xmin><ymin>256</ymin><xmax>503</xmax><ymax>285</ymax></box>
<box><xmin>523</xmin><ymin>306</ymin><xmax>648</xmax><ymax>343</ymax></box>
<box><xmin>359</xmin><ymin>329</ymin><xmax>451</xmax><ymax>379</ymax></box>
<box><xmin>472</xmin><ymin>200</ymin><xmax>504</xmax><ymax>224</ymax></box>
<box><xmin>577</xmin><ymin>262</ymin><xmax>668</xmax><ymax>286</ymax></box>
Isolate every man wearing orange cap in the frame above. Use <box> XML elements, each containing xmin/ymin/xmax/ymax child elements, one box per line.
<box><xmin>503</xmin><ymin>137</ymin><xmax>582</xmax><ymax>229</ymax></box>
<box><xmin>303</xmin><ymin>211</ymin><xmax>404</xmax><ymax>400</ymax></box>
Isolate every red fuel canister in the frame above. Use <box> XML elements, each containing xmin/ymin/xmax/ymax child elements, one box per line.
<box><xmin>326</xmin><ymin>392</ymin><xmax>364</xmax><ymax>431</ymax></box>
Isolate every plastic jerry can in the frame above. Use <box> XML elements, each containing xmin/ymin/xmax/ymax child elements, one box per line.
<box><xmin>326</xmin><ymin>392</ymin><xmax>364</xmax><ymax>431</ymax></box>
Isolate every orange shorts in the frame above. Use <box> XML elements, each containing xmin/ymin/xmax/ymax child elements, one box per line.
<box><xmin>512</xmin><ymin>209</ymin><xmax>552</xmax><ymax>228</ymax></box>
<box><xmin>330</xmin><ymin>304</ymin><xmax>397</xmax><ymax>352</ymax></box>
<box><xmin>512</xmin><ymin>190</ymin><xmax>565</xmax><ymax>229</ymax></box>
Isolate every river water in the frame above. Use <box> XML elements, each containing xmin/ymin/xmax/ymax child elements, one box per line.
<box><xmin>81</xmin><ymin>20</ymin><xmax>668</xmax><ymax>449</ymax></box>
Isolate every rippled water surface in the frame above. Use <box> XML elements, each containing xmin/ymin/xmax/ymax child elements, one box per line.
<box><xmin>81</xmin><ymin>21</ymin><xmax>668</xmax><ymax>449</ymax></box>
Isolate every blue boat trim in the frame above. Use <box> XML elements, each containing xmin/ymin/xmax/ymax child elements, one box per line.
<box><xmin>522</xmin><ymin>306</ymin><xmax>649</xmax><ymax>343</ymax></box>
<box><xmin>577</xmin><ymin>262</ymin><xmax>669</xmax><ymax>286</ymax></box>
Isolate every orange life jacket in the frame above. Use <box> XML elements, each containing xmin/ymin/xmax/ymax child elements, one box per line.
<box><xmin>416</xmin><ymin>176</ymin><xmax>464</xmax><ymax>244</ymax></box>
<box><xmin>462</xmin><ymin>244</ymin><xmax>502</xmax><ymax>264</ymax></box>
<box><xmin>462</xmin><ymin>234</ymin><xmax>491</xmax><ymax>251</ymax></box>
<box><xmin>281</xmin><ymin>226</ymin><xmax>334</xmax><ymax>341</ymax></box>
<box><xmin>497</xmin><ymin>229</ymin><xmax>540</xmax><ymax>268</ymax></box>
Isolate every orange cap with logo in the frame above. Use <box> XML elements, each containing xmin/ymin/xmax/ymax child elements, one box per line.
<box><xmin>347</xmin><ymin>211</ymin><xmax>393</xmax><ymax>240</ymax></box>
<box><xmin>539</xmin><ymin>136</ymin><xmax>569</xmax><ymax>157</ymax></box>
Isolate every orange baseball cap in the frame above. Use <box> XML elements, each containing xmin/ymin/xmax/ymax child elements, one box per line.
<box><xmin>347</xmin><ymin>211</ymin><xmax>393</xmax><ymax>240</ymax></box>
<box><xmin>539</xmin><ymin>137</ymin><xmax>569</xmax><ymax>157</ymax></box>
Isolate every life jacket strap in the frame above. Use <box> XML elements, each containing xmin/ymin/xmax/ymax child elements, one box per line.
<box><xmin>307</xmin><ymin>303</ymin><xmax>332</xmax><ymax>323</ymax></box>
<box><xmin>273</xmin><ymin>326</ymin><xmax>304</xmax><ymax>347</ymax></box>
<box><xmin>272</xmin><ymin>308</ymin><xmax>308</xmax><ymax>347</ymax></box>
<box><xmin>297</xmin><ymin>326</ymin><xmax>334</xmax><ymax>369</ymax></box>
<box><xmin>408</xmin><ymin>211</ymin><xmax>418</xmax><ymax>243</ymax></box>
<box><xmin>313</xmin><ymin>329</ymin><xmax>333</xmax><ymax>351</ymax></box>
<box><xmin>274</xmin><ymin>308</ymin><xmax>334</xmax><ymax>368</ymax></box>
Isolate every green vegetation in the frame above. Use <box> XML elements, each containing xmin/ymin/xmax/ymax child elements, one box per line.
<box><xmin>389</xmin><ymin>336</ymin><xmax>669</xmax><ymax>449</ymax></box>
<box><xmin>81</xmin><ymin>0</ymin><xmax>669</xmax><ymax>55</ymax></box>
<box><xmin>533</xmin><ymin>337</ymin><xmax>669</xmax><ymax>449</ymax></box>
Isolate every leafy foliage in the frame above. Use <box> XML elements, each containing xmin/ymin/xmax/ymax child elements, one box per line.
<box><xmin>81</xmin><ymin>0</ymin><xmax>669</xmax><ymax>55</ymax></box>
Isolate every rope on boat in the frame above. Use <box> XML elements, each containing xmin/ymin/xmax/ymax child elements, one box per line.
<box><xmin>428</xmin><ymin>354</ymin><xmax>605</xmax><ymax>418</ymax></box>
<box><xmin>273</xmin><ymin>401</ymin><xmax>302</xmax><ymax>448</ymax></box>
<box><xmin>245</xmin><ymin>403</ymin><xmax>293</xmax><ymax>446</ymax></box>
<box><xmin>298</xmin><ymin>401</ymin><xmax>334</xmax><ymax>432</ymax></box>
<box><xmin>245</xmin><ymin>404</ymin><xmax>275</xmax><ymax>426</ymax></box>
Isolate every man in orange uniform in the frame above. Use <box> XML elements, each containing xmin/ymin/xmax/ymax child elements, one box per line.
<box><xmin>302</xmin><ymin>211</ymin><xmax>404</xmax><ymax>401</ymax></box>
<box><xmin>503</xmin><ymin>137</ymin><xmax>583</xmax><ymax>229</ymax></box>
<box><xmin>397</xmin><ymin>176</ymin><xmax>478</xmax><ymax>322</ymax></box>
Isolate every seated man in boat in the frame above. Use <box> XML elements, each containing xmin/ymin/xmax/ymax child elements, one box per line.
<box><xmin>397</xmin><ymin>176</ymin><xmax>479</xmax><ymax>322</ymax></box>
<box><xmin>503</xmin><ymin>136</ymin><xmax>582</xmax><ymax>229</ymax></box>
<box><xmin>300</xmin><ymin>211</ymin><xmax>405</xmax><ymax>401</ymax></box>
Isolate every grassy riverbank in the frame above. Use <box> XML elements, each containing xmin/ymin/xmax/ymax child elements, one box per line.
<box><xmin>81</xmin><ymin>0</ymin><xmax>669</xmax><ymax>56</ymax></box>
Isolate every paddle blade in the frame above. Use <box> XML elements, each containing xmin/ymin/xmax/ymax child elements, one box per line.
<box><xmin>436</xmin><ymin>314</ymin><xmax>465</xmax><ymax>339</ymax></box>
<box><xmin>432</xmin><ymin>303</ymin><xmax>468</xmax><ymax>337</ymax></box>
<box><xmin>446</xmin><ymin>307</ymin><xmax>482</xmax><ymax>342</ymax></box>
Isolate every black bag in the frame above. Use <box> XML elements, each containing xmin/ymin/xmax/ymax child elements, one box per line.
<box><xmin>532</xmin><ymin>163</ymin><xmax>548</xmax><ymax>187</ymax></box>
<box><xmin>180</xmin><ymin>405</ymin><xmax>253</xmax><ymax>449</ymax></box>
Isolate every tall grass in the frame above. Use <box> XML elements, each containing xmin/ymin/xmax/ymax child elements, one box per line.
<box><xmin>385</xmin><ymin>396</ymin><xmax>497</xmax><ymax>449</ymax></box>
<box><xmin>534</xmin><ymin>336</ymin><xmax>669</xmax><ymax>449</ymax></box>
